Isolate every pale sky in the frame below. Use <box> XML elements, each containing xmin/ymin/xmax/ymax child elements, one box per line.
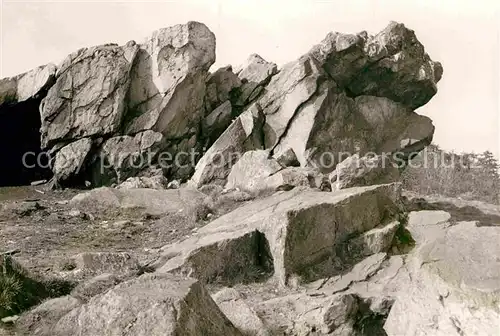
<box><xmin>1</xmin><ymin>0</ymin><xmax>499</xmax><ymax>157</ymax></box>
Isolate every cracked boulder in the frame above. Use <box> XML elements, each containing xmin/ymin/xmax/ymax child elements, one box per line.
<box><xmin>385</xmin><ymin>221</ymin><xmax>500</xmax><ymax>336</ymax></box>
<box><xmin>154</xmin><ymin>183</ymin><xmax>403</xmax><ymax>286</ymax></box>
<box><xmin>234</xmin><ymin>54</ymin><xmax>278</xmax><ymax>107</ymax></box>
<box><xmin>52</xmin><ymin>273</ymin><xmax>242</xmax><ymax>336</ymax></box>
<box><xmin>330</xmin><ymin>153</ymin><xmax>401</xmax><ymax>190</ymax></box>
<box><xmin>255</xmin><ymin>21</ymin><xmax>438</xmax><ymax>174</ymax></box>
<box><xmin>310</xmin><ymin>21</ymin><xmax>442</xmax><ymax>109</ymax></box>
<box><xmin>40</xmin><ymin>42</ymin><xmax>139</xmax><ymax>148</ymax></box>
<box><xmin>0</xmin><ymin>63</ymin><xmax>56</xmax><ymax>106</ymax></box>
<box><xmin>190</xmin><ymin>103</ymin><xmax>265</xmax><ymax>188</ymax></box>
<box><xmin>125</xmin><ymin>21</ymin><xmax>215</xmax><ymax>136</ymax></box>
<box><xmin>92</xmin><ymin>130</ymin><xmax>164</xmax><ymax>185</ymax></box>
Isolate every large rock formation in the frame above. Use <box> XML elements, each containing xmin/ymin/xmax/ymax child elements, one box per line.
<box><xmin>191</xmin><ymin>21</ymin><xmax>439</xmax><ymax>188</ymax></box>
<box><xmin>0</xmin><ymin>20</ymin><xmax>440</xmax><ymax>189</ymax></box>
<box><xmin>36</xmin><ymin>21</ymin><xmax>216</xmax><ymax>187</ymax></box>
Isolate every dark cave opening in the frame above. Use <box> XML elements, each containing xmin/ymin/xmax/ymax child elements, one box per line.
<box><xmin>0</xmin><ymin>98</ymin><xmax>52</xmax><ymax>186</ymax></box>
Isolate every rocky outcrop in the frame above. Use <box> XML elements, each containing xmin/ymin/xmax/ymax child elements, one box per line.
<box><xmin>33</xmin><ymin>21</ymin><xmax>216</xmax><ymax>186</ymax></box>
<box><xmin>190</xmin><ymin>21</ymin><xmax>439</xmax><ymax>189</ymax></box>
<box><xmin>53</xmin><ymin>274</ymin><xmax>242</xmax><ymax>336</ymax></box>
<box><xmin>153</xmin><ymin>183</ymin><xmax>403</xmax><ymax>286</ymax></box>
<box><xmin>0</xmin><ymin>64</ymin><xmax>56</xmax><ymax>105</ymax></box>
<box><xmin>310</xmin><ymin>21</ymin><xmax>442</xmax><ymax>109</ymax></box>
<box><xmin>0</xmin><ymin>20</ymin><xmax>440</xmax><ymax>189</ymax></box>
<box><xmin>385</xmin><ymin>221</ymin><xmax>500</xmax><ymax>336</ymax></box>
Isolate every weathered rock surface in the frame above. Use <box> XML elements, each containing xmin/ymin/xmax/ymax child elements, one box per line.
<box><xmin>53</xmin><ymin>273</ymin><xmax>242</xmax><ymax>336</ymax></box>
<box><xmin>41</xmin><ymin>42</ymin><xmax>139</xmax><ymax>148</ymax></box>
<box><xmin>70</xmin><ymin>273</ymin><xmax>122</xmax><ymax>302</ymax></box>
<box><xmin>190</xmin><ymin>104</ymin><xmax>265</xmax><ymax>187</ymax></box>
<box><xmin>213</xmin><ymin>288</ymin><xmax>269</xmax><ymax>336</ymax></box>
<box><xmin>154</xmin><ymin>183</ymin><xmax>403</xmax><ymax>286</ymax></box>
<box><xmin>235</xmin><ymin>54</ymin><xmax>278</xmax><ymax>107</ymax></box>
<box><xmin>52</xmin><ymin>138</ymin><xmax>93</xmax><ymax>185</ymax></box>
<box><xmin>205</xmin><ymin>66</ymin><xmax>241</xmax><ymax>112</ymax></box>
<box><xmin>69</xmin><ymin>186</ymin><xmax>207</xmax><ymax>219</ymax></box>
<box><xmin>310</xmin><ymin>21</ymin><xmax>442</xmax><ymax>109</ymax></box>
<box><xmin>331</xmin><ymin>154</ymin><xmax>401</xmax><ymax>190</ymax></box>
<box><xmin>385</xmin><ymin>221</ymin><xmax>500</xmax><ymax>335</ymax></box>
<box><xmin>0</xmin><ymin>64</ymin><xmax>56</xmax><ymax>105</ymax></box>
<box><xmin>125</xmin><ymin>21</ymin><xmax>215</xmax><ymax>136</ymax></box>
<box><xmin>94</xmin><ymin>130</ymin><xmax>164</xmax><ymax>184</ymax></box>
<box><xmin>16</xmin><ymin>296</ymin><xmax>81</xmax><ymax>336</ymax></box>
<box><xmin>256</xmin><ymin>291</ymin><xmax>359</xmax><ymax>335</ymax></box>
<box><xmin>225</xmin><ymin>150</ymin><xmax>326</xmax><ymax>193</ymax></box>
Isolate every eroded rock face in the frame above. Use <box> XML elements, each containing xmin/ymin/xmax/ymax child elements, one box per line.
<box><xmin>41</xmin><ymin>43</ymin><xmax>139</xmax><ymax>148</ymax></box>
<box><xmin>0</xmin><ymin>63</ymin><xmax>57</xmax><ymax>105</ymax></box>
<box><xmin>53</xmin><ymin>274</ymin><xmax>242</xmax><ymax>336</ymax></box>
<box><xmin>310</xmin><ymin>21</ymin><xmax>442</xmax><ymax>109</ymax></box>
<box><xmin>385</xmin><ymin>221</ymin><xmax>500</xmax><ymax>336</ymax></box>
<box><xmin>205</xmin><ymin>66</ymin><xmax>241</xmax><ymax>112</ymax></box>
<box><xmin>125</xmin><ymin>21</ymin><xmax>215</xmax><ymax>137</ymax></box>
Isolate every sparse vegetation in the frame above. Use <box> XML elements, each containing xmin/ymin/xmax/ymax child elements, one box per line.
<box><xmin>0</xmin><ymin>255</ymin><xmax>74</xmax><ymax>319</ymax></box>
<box><xmin>402</xmin><ymin>144</ymin><xmax>500</xmax><ymax>204</ymax></box>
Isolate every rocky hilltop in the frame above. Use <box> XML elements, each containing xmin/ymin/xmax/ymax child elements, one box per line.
<box><xmin>0</xmin><ymin>21</ymin><xmax>498</xmax><ymax>336</ymax></box>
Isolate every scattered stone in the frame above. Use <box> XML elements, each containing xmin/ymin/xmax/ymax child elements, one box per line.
<box><xmin>117</xmin><ymin>175</ymin><xmax>168</xmax><ymax>190</ymax></box>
